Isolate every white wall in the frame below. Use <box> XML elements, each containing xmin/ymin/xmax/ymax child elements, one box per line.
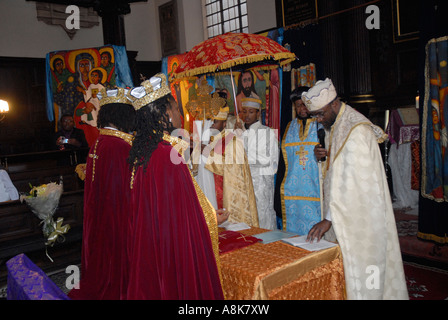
<box><xmin>247</xmin><ymin>0</ymin><xmax>277</xmax><ymax>34</ymax></box>
<box><xmin>0</xmin><ymin>0</ymin><xmax>277</xmax><ymax>61</ymax></box>
<box><xmin>125</xmin><ymin>0</ymin><xmax>207</xmax><ymax>61</ymax></box>
<box><xmin>0</xmin><ymin>0</ymin><xmax>104</xmax><ymax>58</ymax></box>
<box><xmin>124</xmin><ymin>1</ymin><xmax>160</xmax><ymax>61</ymax></box>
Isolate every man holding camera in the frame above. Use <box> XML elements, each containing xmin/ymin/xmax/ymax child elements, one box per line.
<box><xmin>54</xmin><ymin>114</ymin><xmax>88</xmax><ymax>150</ymax></box>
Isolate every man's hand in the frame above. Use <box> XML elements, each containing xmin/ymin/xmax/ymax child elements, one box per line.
<box><xmin>314</xmin><ymin>144</ymin><xmax>327</xmax><ymax>162</ymax></box>
<box><xmin>234</xmin><ymin>118</ymin><xmax>243</xmax><ymax>130</ymax></box>
<box><xmin>216</xmin><ymin>208</ymin><xmax>230</xmax><ymax>224</ymax></box>
<box><xmin>307</xmin><ymin>219</ymin><xmax>332</xmax><ymax>243</ymax></box>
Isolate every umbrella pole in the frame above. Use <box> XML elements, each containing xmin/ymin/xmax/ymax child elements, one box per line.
<box><xmin>230</xmin><ymin>68</ymin><xmax>239</xmax><ymax>120</ymax></box>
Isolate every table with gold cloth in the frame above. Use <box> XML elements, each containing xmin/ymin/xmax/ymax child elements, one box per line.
<box><xmin>218</xmin><ymin>227</ymin><xmax>346</xmax><ymax>300</ymax></box>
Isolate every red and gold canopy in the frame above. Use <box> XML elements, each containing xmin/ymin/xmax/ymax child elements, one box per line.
<box><xmin>174</xmin><ymin>32</ymin><xmax>296</xmax><ymax>79</ymax></box>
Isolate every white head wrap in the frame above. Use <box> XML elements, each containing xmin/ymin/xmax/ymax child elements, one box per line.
<box><xmin>241</xmin><ymin>97</ymin><xmax>262</xmax><ymax>110</ymax></box>
<box><xmin>301</xmin><ymin>78</ymin><xmax>337</xmax><ymax>112</ymax></box>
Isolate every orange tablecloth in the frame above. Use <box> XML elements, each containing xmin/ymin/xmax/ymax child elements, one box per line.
<box><xmin>218</xmin><ymin>227</ymin><xmax>346</xmax><ymax>300</ymax></box>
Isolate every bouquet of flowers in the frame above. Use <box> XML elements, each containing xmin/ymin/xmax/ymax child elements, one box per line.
<box><xmin>20</xmin><ymin>178</ymin><xmax>70</xmax><ymax>261</ymax></box>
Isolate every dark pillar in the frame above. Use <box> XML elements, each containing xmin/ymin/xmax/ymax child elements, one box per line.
<box><xmin>93</xmin><ymin>1</ymin><xmax>131</xmax><ymax>46</ymax></box>
<box><xmin>318</xmin><ymin>0</ymin><xmax>346</xmax><ymax>98</ymax></box>
<box><xmin>344</xmin><ymin>0</ymin><xmax>374</xmax><ymax>116</ymax></box>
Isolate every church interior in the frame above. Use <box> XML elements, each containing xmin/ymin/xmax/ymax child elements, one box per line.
<box><xmin>0</xmin><ymin>0</ymin><xmax>447</xmax><ymax>301</ymax></box>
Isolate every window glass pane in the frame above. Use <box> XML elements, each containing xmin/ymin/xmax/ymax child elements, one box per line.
<box><xmin>230</xmin><ymin>19</ymin><xmax>235</xmax><ymax>31</ymax></box>
<box><xmin>240</xmin><ymin>3</ymin><xmax>247</xmax><ymax>15</ymax></box>
<box><xmin>229</xmin><ymin>8</ymin><xmax>234</xmax><ymax>19</ymax></box>
<box><xmin>223</xmin><ymin>0</ymin><xmax>228</xmax><ymax>9</ymax></box>
<box><xmin>224</xmin><ymin>21</ymin><xmax>230</xmax><ymax>33</ymax></box>
<box><xmin>242</xmin><ymin>15</ymin><xmax>248</xmax><ymax>27</ymax></box>
<box><xmin>223</xmin><ymin>9</ymin><xmax>229</xmax><ymax>20</ymax></box>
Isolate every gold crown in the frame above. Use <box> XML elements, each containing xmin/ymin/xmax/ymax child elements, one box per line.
<box><xmin>98</xmin><ymin>87</ymin><xmax>132</xmax><ymax>107</ymax></box>
<box><xmin>127</xmin><ymin>73</ymin><xmax>172</xmax><ymax>110</ymax></box>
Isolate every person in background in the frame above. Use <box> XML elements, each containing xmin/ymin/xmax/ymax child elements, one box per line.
<box><xmin>68</xmin><ymin>87</ymin><xmax>136</xmax><ymax>300</ymax></box>
<box><xmin>204</xmin><ymin>93</ymin><xmax>258</xmax><ymax>227</ymax></box>
<box><xmin>0</xmin><ymin>165</ymin><xmax>19</xmax><ymax>202</ymax></box>
<box><xmin>54</xmin><ymin>114</ymin><xmax>88</xmax><ymax>151</ymax></box>
<box><xmin>280</xmin><ymin>86</ymin><xmax>324</xmax><ymax>235</ymax></box>
<box><xmin>234</xmin><ymin>97</ymin><xmax>279</xmax><ymax>230</ymax></box>
<box><xmin>126</xmin><ymin>73</ymin><xmax>223</xmax><ymax>300</ymax></box>
<box><xmin>304</xmin><ymin>78</ymin><xmax>408</xmax><ymax>300</ymax></box>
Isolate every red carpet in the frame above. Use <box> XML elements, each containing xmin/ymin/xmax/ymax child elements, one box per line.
<box><xmin>404</xmin><ymin>262</ymin><xmax>448</xmax><ymax>300</ymax></box>
<box><xmin>394</xmin><ymin>209</ymin><xmax>448</xmax><ymax>300</ymax></box>
<box><xmin>395</xmin><ymin>209</ymin><xmax>448</xmax><ymax>264</ymax></box>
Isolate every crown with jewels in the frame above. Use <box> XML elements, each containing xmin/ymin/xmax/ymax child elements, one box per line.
<box><xmin>127</xmin><ymin>73</ymin><xmax>172</xmax><ymax>110</ymax></box>
<box><xmin>97</xmin><ymin>87</ymin><xmax>132</xmax><ymax>107</ymax></box>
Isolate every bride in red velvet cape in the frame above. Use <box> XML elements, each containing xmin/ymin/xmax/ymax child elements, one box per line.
<box><xmin>68</xmin><ymin>88</ymin><xmax>136</xmax><ymax>300</ymax></box>
<box><xmin>126</xmin><ymin>74</ymin><xmax>223</xmax><ymax>300</ymax></box>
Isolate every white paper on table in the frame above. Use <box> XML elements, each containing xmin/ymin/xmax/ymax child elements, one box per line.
<box><xmin>220</xmin><ymin>221</ymin><xmax>251</xmax><ymax>231</ymax></box>
<box><xmin>282</xmin><ymin>235</ymin><xmax>337</xmax><ymax>251</ymax></box>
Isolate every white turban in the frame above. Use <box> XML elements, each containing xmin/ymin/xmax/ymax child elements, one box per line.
<box><xmin>241</xmin><ymin>97</ymin><xmax>262</xmax><ymax>110</ymax></box>
<box><xmin>301</xmin><ymin>78</ymin><xmax>337</xmax><ymax>112</ymax></box>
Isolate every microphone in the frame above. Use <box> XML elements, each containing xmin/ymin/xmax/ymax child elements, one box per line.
<box><xmin>317</xmin><ymin>128</ymin><xmax>326</xmax><ymax>161</ymax></box>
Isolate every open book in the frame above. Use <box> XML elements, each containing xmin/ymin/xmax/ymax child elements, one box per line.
<box><xmin>282</xmin><ymin>235</ymin><xmax>337</xmax><ymax>251</ymax></box>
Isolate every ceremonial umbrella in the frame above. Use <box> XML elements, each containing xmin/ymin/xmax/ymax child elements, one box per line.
<box><xmin>174</xmin><ymin>32</ymin><xmax>296</xmax><ymax>79</ymax></box>
<box><xmin>173</xmin><ymin>32</ymin><xmax>296</xmax><ymax>118</ymax></box>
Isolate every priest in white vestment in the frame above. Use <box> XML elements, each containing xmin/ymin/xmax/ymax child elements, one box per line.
<box><xmin>235</xmin><ymin>97</ymin><xmax>279</xmax><ymax>230</ymax></box>
<box><xmin>303</xmin><ymin>78</ymin><xmax>409</xmax><ymax>300</ymax></box>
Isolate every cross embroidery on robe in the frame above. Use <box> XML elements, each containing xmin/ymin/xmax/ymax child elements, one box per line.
<box><xmin>89</xmin><ymin>140</ymin><xmax>99</xmax><ymax>181</ymax></box>
<box><xmin>296</xmin><ymin>146</ymin><xmax>309</xmax><ymax>168</ymax></box>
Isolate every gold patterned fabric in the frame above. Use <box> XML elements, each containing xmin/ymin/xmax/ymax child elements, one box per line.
<box><xmin>219</xmin><ymin>227</ymin><xmax>346</xmax><ymax>300</ymax></box>
<box><xmin>206</xmin><ymin>131</ymin><xmax>259</xmax><ymax>227</ymax></box>
<box><xmin>99</xmin><ymin>128</ymin><xmax>134</xmax><ymax>145</ymax></box>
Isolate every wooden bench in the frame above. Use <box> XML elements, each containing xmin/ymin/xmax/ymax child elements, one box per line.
<box><xmin>0</xmin><ymin>149</ymin><xmax>88</xmax><ymax>288</ymax></box>
<box><xmin>1</xmin><ymin>148</ymin><xmax>89</xmax><ymax>193</ymax></box>
<box><xmin>0</xmin><ymin>190</ymin><xmax>84</xmax><ymax>288</ymax></box>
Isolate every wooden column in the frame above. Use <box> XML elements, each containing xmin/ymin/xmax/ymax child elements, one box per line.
<box><xmin>344</xmin><ymin>0</ymin><xmax>374</xmax><ymax>116</ymax></box>
<box><xmin>318</xmin><ymin>0</ymin><xmax>346</xmax><ymax>97</ymax></box>
<box><xmin>93</xmin><ymin>2</ymin><xmax>131</xmax><ymax>46</ymax></box>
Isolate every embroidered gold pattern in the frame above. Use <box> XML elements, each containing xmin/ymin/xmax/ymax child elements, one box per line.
<box><xmin>99</xmin><ymin>128</ymin><xmax>134</xmax><ymax>146</ymax></box>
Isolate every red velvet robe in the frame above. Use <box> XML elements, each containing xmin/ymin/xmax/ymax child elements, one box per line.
<box><xmin>68</xmin><ymin>129</ymin><xmax>133</xmax><ymax>300</ymax></box>
<box><xmin>126</xmin><ymin>140</ymin><xmax>223</xmax><ymax>300</ymax></box>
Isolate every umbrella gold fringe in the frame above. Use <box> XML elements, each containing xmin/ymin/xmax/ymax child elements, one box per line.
<box><xmin>174</xmin><ymin>53</ymin><xmax>295</xmax><ymax>80</ymax></box>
